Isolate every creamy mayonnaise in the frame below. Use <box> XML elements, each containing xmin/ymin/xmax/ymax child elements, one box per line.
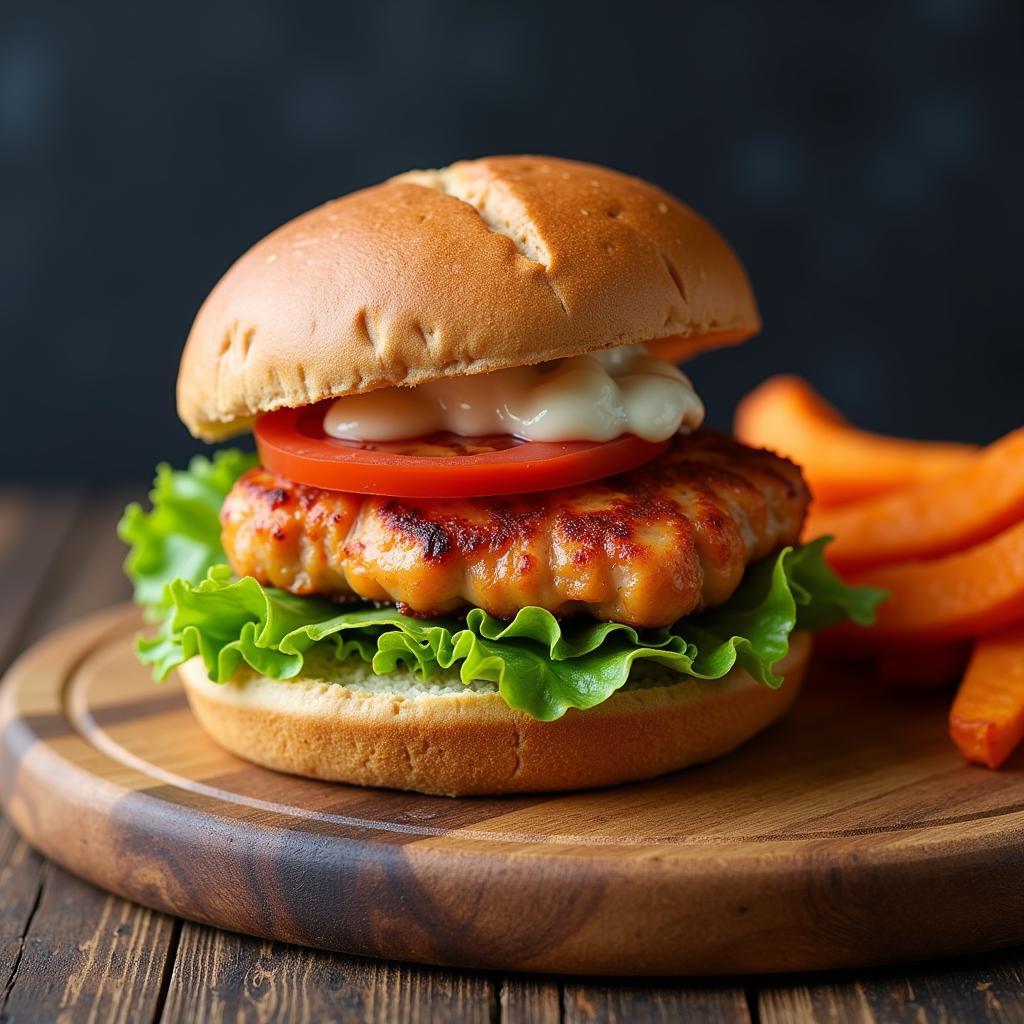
<box><xmin>323</xmin><ymin>344</ymin><xmax>704</xmax><ymax>444</ymax></box>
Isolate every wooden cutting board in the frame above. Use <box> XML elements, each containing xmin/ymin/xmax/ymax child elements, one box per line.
<box><xmin>2</xmin><ymin>604</ymin><xmax>1023</xmax><ymax>977</ymax></box>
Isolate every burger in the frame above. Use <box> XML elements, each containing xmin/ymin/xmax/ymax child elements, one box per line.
<box><xmin>120</xmin><ymin>156</ymin><xmax>882</xmax><ymax>796</ymax></box>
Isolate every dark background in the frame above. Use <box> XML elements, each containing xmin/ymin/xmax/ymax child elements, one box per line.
<box><xmin>3</xmin><ymin>0</ymin><xmax>1022</xmax><ymax>481</ymax></box>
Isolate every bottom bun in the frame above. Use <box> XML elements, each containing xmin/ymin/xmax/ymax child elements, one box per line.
<box><xmin>179</xmin><ymin>632</ymin><xmax>810</xmax><ymax>796</ymax></box>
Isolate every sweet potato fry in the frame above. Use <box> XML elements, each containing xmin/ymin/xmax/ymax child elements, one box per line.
<box><xmin>807</xmin><ymin>428</ymin><xmax>1024</xmax><ymax>571</ymax></box>
<box><xmin>950</xmin><ymin>623</ymin><xmax>1024</xmax><ymax>768</ymax></box>
<box><xmin>826</xmin><ymin>518</ymin><xmax>1024</xmax><ymax>648</ymax></box>
<box><xmin>734</xmin><ymin>376</ymin><xmax>977</xmax><ymax>505</ymax></box>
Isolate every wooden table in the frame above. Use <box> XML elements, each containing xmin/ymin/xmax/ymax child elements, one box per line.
<box><xmin>0</xmin><ymin>488</ymin><xmax>1022</xmax><ymax>1023</ymax></box>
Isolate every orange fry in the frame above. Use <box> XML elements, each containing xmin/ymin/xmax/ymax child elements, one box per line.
<box><xmin>807</xmin><ymin>428</ymin><xmax>1024</xmax><ymax>571</ymax></box>
<box><xmin>827</xmin><ymin>518</ymin><xmax>1024</xmax><ymax>649</ymax></box>
<box><xmin>950</xmin><ymin>623</ymin><xmax>1024</xmax><ymax>768</ymax></box>
<box><xmin>734</xmin><ymin>376</ymin><xmax>977</xmax><ymax>506</ymax></box>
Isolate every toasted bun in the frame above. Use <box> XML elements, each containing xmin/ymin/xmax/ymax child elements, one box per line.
<box><xmin>178</xmin><ymin>155</ymin><xmax>760</xmax><ymax>440</ymax></box>
<box><xmin>179</xmin><ymin>632</ymin><xmax>809</xmax><ymax>796</ymax></box>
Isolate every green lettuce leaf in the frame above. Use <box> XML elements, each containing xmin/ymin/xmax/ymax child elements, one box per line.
<box><xmin>137</xmin><ymin>552</ymin><xmax>885</xmax><ymax>722</ymax></box>
<box><xmin>122</xmin><ymin>450</ymin><xmax>886</xmax><ymax>721</ymax></box>
<box><xmin>118</xmin><ymin>449</ymin><xmax>258</xmax><ymax>611</ymax></box>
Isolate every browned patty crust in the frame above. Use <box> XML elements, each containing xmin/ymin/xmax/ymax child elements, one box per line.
<box><xmin>220</xmin><ymin>431</ymin><xmax>809</xmax><ymax>628</ymax></box>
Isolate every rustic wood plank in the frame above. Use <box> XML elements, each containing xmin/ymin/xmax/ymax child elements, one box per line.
<box><xmin>0</xmin><ymin>818</ymin><xmax>46</xmax><ymax>997</ymax></box>
<box><xmin>759</xmin><ymin>954</ymin><xmax>1024</xmax><ymax>1024</ymax></box>
<box><xmin>0</xmin><ymin>488</ymin><xmax>82</xmax><ymax>668</ymax></box>
<box><xmin>0</xmin><ymin>489</ymin><xmax>180</xmax><ymax>1023</ymax></box>
<box><xmin>339</xmin><ymin>958</ymin><xmax>496</xmax><ymax>1024</ymax></box>
<box><xmin>17</xmin><ymin>487</ymin><xmax>135</xmax><ymax>647</ymax></box>
<box><xmin>0</xmin><ymin>489</ymin><xmax>83</xmax><ymax>1014</ymax></box>
<box><xmin>0</xmin><ymin>863</ymin><xmax>176</xmax><ymax>1024</ymax></box>
<box><xmin>500</xmin><ymin>977</ymin><xmax>561</xmax><ymax>1024</ymax></box>
<box><xmin>563</xmin><ymin>982</ymin><xmax>750</xmax><ymax>1023</ymax></box>
<box><xmin>161</xmin><ymin>923</ymin><xmax>498</xmax><ymax>1023</ymax></box>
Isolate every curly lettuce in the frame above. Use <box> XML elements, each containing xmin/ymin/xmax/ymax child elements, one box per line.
<box><xmin>120</xmin><ymin>450</ymin><xmax>886</xmax><ymax>721</ymax></box>
<box><xmin>118</xmin><ymin>449</ymin><xmax>258</xmax><ymax>612</ymax></box>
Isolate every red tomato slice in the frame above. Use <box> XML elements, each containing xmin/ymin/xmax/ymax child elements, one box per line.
<box><xmin>254</xmin><ymin>405</ymin><xmax>669</xmax><ymax>498</ymax></box>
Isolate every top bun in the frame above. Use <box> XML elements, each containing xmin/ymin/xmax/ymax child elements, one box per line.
<box><xmin>178</xmin><ymin>155</ymin><xmax>760</xmax><ymax>440</ymax></box>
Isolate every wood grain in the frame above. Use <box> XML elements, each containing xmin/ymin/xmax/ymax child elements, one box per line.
<box><xmin>4</xmin><ymin>601</ymin><xmax>1024</xmax><ymax>976</ymax></box>
<box><xmin>0</xmin><ymin>864</ymin><xmax>176</xmax><ymax>1024</ymax></box>
<box><xmin>562</xmin><ymin>982</ymin><xmax>751</xmax><ymax>1023</ymax></box>
<box><xmin>17</xmin><ymin>488</ymin><xmax>135</xmax><ymax>646</ymax></box>
<box><xmin>0</xmin><ymin>488</ymin><xmax>176</xmax><ymax>1024</ymax></box>
<box><xmin>162</xmin><ymin>923</ymin><xmax>497</xmax><ymax>1023</ymax></box>
<box><xmin>0</xmin><ymin>489</ymin><xmax>82</xmax><ymax>667</ymax></box>
<box><xmin>0</xmin><ymin>489</ymin><xmax>85</xmax><ymax>1020</ymax></box>
<box><xmin>760</xmin><ymin>954</ymin><xmax>1024</xmax><ymax>1024</ymax></box>
<box><xmin>0</xmin><ymin>817</ymin><xmax>46</xmax><ymax>997</ymax></box>
<box><xmin>500</xmin><ymin>978</ymin><xmax>561</xmax><ymax>1024</ymax></box>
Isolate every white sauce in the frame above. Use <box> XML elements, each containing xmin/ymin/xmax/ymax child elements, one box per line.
<box><xmin>323</xmin><ymin>344</ymin><xmax>704</xmax><ymax>444</ymax></box>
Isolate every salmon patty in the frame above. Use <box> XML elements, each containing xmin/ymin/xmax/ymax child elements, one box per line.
<box><xmin>220</xmin><ymin>431</ymin><xmax>809</xmax><ymax>628</ymax></box>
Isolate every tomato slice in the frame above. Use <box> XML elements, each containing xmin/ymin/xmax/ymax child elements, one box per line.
<box><xmin>254</xmin><ymin>404</ymin><xmax>669</xmax><ymax>498</ymax></box>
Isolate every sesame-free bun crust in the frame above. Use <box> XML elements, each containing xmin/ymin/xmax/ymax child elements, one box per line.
<box><xmin>178</xmin><ymin>155</ymin><xmax>760</xmax><ymax>440</ymax></box>
<box><xmin>179</xmin><ymin>633</ymin><xmax>809</xmax><ymax>797</ymax></box>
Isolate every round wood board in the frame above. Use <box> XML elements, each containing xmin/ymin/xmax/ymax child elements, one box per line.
<box><xmin>2</xmin><ymin>605</ymin><xmax>1024</xmax><ymax>976</ymax></box>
